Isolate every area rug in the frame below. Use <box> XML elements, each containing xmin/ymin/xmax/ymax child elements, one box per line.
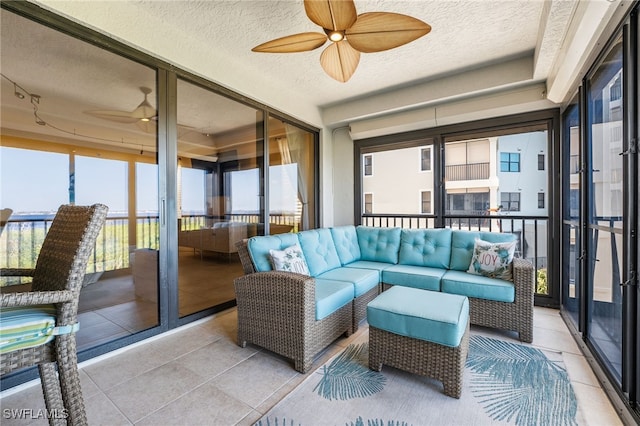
<box><xmin>256</xmin><ymin>335</ymin><xmax>583</xmax><ymax>426</ymax></box>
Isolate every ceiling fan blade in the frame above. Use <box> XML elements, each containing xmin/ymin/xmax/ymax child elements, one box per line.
<box><xmin>304</xmin><ymin>0</ymin><xmax>357</xmax><ymax>31</ymax></box>
<box><xmin>320</xmin><ymin>40</ymin><xmax>360</xmax><ymax>82</ymax></box>
<box><xmin>252</xmin><ymin>32</ymin><xmax>327</xmax><ymax>53</ymax></box>
<box><xmin>85</xmin><ymin>110</ymin><xmax>140</xmax><ymax>124</ymax></box>
<box><xmin>346</xmin><ymin>12</ymin><xmax>431</xmax><ymax>53</ymax></box>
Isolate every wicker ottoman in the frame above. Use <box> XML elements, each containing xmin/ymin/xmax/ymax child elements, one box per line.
<box><xmin>367</xmin><ymin>286</ymin><xmax>470</xmax><ymax>398</ymax></box>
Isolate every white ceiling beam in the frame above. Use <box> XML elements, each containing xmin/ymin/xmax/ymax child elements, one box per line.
<box><xmin>533</xmin><ymin>0</ymin><xmax>579</xmax><ymax>80</ymax></box>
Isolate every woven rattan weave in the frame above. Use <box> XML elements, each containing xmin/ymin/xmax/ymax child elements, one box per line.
<box><xmin>1</xmin><ymin>204</ymin><xmax>108</xmax><ymax>426</ymax></box>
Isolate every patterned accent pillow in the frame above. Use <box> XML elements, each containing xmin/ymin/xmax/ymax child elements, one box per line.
<box><xmin>467</xmin><ymin>238</ymin><xmax>517</xmax><ymax>281</ymax></box>
<box><xmin>269</xmin><ymin>244</ymin><xmax>310</xmax><ymax>275</ymax></box>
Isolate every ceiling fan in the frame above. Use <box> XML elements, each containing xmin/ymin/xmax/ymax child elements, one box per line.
<box><xmin>251</xmin><ymin>0</ymin><xmax>431</xmax><ymax>83</ymax></box>
<box><xmin>85</xmin><ymin>86</ymin><xmax>156</xmax><ymax>132</ymax></box>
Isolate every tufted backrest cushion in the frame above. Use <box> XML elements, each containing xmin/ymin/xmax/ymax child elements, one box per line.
<box><xmin>247</xmin><ymin>233</ymin><xmax>300</xmax><ymax>272</ymax></box>
<box><xmin>297</xmin><ymin>228</ymin><xmax>342</xmax><ymax>277</ymax></box>
<box><xmin>356</xmin><ymin>226</ymin><xmax>402</xmax><ymax>264</ymax></box>
<box><xmin>449</xmin><ymin>230</ymin><xmax>517</xmax><ymax>271</ymax></box>
<box><xmin>398</xmin><ymin>228</ymin><xmax>452</xmax><ymax>268</ymax></box>
<box><xmin>330</xmin><ymin>225</ymin><xmax>361</xmax><ymax>265</ymax></box>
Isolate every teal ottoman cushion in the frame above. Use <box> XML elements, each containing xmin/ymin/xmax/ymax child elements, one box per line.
<box><xmin>367</xmin><ymin>286</ymin><xmax>469</xmax><ymax>347</ymax></box>
<box><xmin>382</xmin><ymin>264</ymin><xmax>445</xmax><ymax>291</ymax></box>
<box><xmin>441</xmin><ymin>270</ymin><xmax>515</xmax><ymax>302</ymax></box>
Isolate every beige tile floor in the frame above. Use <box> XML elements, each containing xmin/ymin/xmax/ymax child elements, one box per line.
<box><xmin>1</xmin><ymin>306</ymin><xmax>624</xmax><ymax>425</ymax></box>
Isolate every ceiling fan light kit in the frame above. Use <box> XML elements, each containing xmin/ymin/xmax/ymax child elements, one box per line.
<box><xmin>252</xmin><ymin>0</ymin><xmax>431</xmax><ymax>82</ymax></box>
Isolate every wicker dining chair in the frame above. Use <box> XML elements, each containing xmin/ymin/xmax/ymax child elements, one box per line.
<box><xmin>0</xmin><ymin>204</ymin><xmax>108</xmax><ymax>426</ymax></box>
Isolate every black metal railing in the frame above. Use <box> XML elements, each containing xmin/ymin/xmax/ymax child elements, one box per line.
<box><xmin>362</xmin><ymin>213</ymin><xmax>549</xmax><ymax>295</ymax></box>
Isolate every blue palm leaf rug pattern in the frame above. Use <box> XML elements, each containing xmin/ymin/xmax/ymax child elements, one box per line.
<box><xmin>256</xmin><ymin>335</ymin><xmax>582</xmax><ymax>426</ymax></box>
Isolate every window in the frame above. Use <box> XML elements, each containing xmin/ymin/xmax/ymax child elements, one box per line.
<box><xmin>420</xmin><ymin>147</ymin><xmax>431</xmax><ymax>171</ymax></box>
<box><xmin>501</xmin><ymin>192</ymin><xmax>520</xmax><ymax>211</ymax></box>
<box><xmin>500</xmin><ymin>152</ymin><xmax>520</xmax><ymax>172</ymax></box>
<box><xmin>538</xmin><ymin>154</ymin><xmax>545</xmax><ymax>171</ymax></box>
<box><xmin>363</xmin><ymin>155</ymin><xmax>373</xmax><ymax>176</ymax></box>
<box><xmin>421</xmin><ymin>191</ymin><xmax>432</xmax><ymax>214</ymax></box>
<box><xmin>364</xmin><ymin>193</ymin><xmax>373</xmax><ymax>214</ymax></box>
<box><xmin>538</xmin><ymin>192</ymin><xmax>545</xmax><ymax>209</ymax></box>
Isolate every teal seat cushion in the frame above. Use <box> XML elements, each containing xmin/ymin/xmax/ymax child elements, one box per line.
<box><xmin>297</xmin><ymin>229</ymin><xmax>342</xmax><ymax>277</ymax></box>
<box><xmin>315</xmin><ymin>278</ymin><xmax>354</xmax><ymax>320</ymax></box>
<box><xmin>449</xmin><ymin>231</ymin><xmax>517</xmax><ymax>271</ymax></box>
<box><xmin>441</xmin><ymin>270</ymin><xmax>515</xmax><ymax>303</ymax></box>
<box><xmin>356</xmin><ymin>226</ymin><xmax>401</xmax><ymax>264</ymax></box>
<box><xmin>318</xmin><ymin>267</ymin><xmax>379</xmax><ymax>297</ymax></box>
<box><xmin>382</xmin><ymin>264</ymin><xmax>445</xmax><ymax>291</ymax></box>
<box><xmin>0</xmin><ymin>305</ymin><xmax>57</xmax><ymax>354</ymax></box>
<box><xmin>330</xmin><ymin>225</ymin><xmax>361</xmax><ymax>265</ymax></box>
<box><xmin>344</xmin><ymin>260</ymin><xmax>394</xmax><ymax>282</ymax></box>
<box><xmin>398</xmin><ymin>228</ymin><xmax>452</xmax><ymax>268</ymax></box>
<box><xmin>367</xmin><ymin>286</ymin><xmax>469</xmax><ymax>347</ymax></box>
<box><xmin>247</xmin><ymin>233</ymin><xmax>300</xmax><ymax>272</ymax></box>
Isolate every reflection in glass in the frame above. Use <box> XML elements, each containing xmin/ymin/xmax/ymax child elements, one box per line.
<box><xmin>586</xmin><ymin>34</ymin><xmax>623</xmax><ymax>382</ymax></box>
<box><xmin>0</xmin><ymin>9</ymin><xmax>159</xmax><ymax>351</ymax></box>
<box><xmin>176</xmin><ymin>78</ymin><xmax>262</xmax><ymax>317</ymax></box>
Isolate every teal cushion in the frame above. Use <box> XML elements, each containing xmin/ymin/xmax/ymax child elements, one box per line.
<box><xmin>0</xmin><ymin>305</ymin><xmax>57</xmax><ymax>354</ymax></box>
<box><xmin>356</xmin><ymin>226</ymin><xmax>401</xmax><ymax>264</ymax></box>
<box><xmin>382</xmin><ymin>264</ymin><xmax>445</xmax><ymax>291</ymax></box>
<box><xmin>318</xmin><ymin>267</ymin><xmax>379</xmax><ymax>298</ymax></box>
<box><xmin>398</xmin><ymin>228</ymin><xmax>452</xmax><ymax>268</ymax></box>
<box><xmin>297</xmin><ymin>229</ymin><xmax>342</xmax><ymax>277</ymax></box>
<box><xmin>344</xmin><ymin>260</ymin><xmax>394</xmax><ymax>282</ymax></box>
<box><xmin>367</xmin><ymin>286</ymin><xmax>469</xmax><ymax>347</ymax></box>
<box><xmin>247</xmin><ymin>233</ymin><xmax>300</xmax><ymax>272</ymax></box>
<box><xmin>315</xmin><ymin>278</ymin><xmax>354</xmax><ymax>320</ymax></box>
<box><xmin>449</xmin><ymin>231</ymin><xmax>517</xmax><ymax>271</ymax></box>
<box><xmin>330</xmin><ymin>225</ymin><xmax>361</xmax><ymax>265</ymax></box>
<box><xmin>441</xmin><ymin>270</ymin><xmax>515</xmax><ymax>302</ymax></box>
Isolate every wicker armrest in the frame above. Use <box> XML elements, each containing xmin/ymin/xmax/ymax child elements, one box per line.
<box><xmin>0</xmin><ymin>268</ymin><xmax>36</xmax><ymax>277</ymax></box>
<box><xmin>512</xmin><ymin>257</ymin><xmax>535</xmax><ymax>299</ymax></box>
<box><xmin>1</xmin><ymin>290</ymin><xmax>74</xmax><ymax>307</ymax></box>
<box><xmin>234</xmin><ymin>271</ymin><xmax>315</xmax><ymax>316</ymax></box>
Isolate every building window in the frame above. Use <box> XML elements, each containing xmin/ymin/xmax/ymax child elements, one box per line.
<box><xmin>421</xmin><ymin>191</ymin><xmax>432</xmax><ymax>214</ymax></box>
<box><xmin>363</xmin><ymin>154</ymin><xmax>373</xmax><ymax>176</ymax></box>
<box><xmin>500</xmin><ymin>152</ymin><xmax>520</xmax><ymax>172</ymax></box>
<box><xmin>538</xmin><ymin>154</ymin><xmax>545</xmax><ymax>171</ymax></box>
<box><xmin>538</xmin><ymin>192</ymin><xmax>545</xmax><ymax>209</ymax></box>
<box><xmin>501</xmin><ymin>192</ymin><xmax>521</xmax><ymax>211</ymax></box>
<box><xmin>364</xmin><ymin>193</ymin><xmax>373</xmax><ymax>214</ymax></box>
<box><xmin>420</xmin><ymin>147</ymin><xmax>431</xmax><ymax>171</ymax></box>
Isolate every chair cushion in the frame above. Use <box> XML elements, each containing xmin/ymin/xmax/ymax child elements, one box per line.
<box><xmin>318</xmin><ymin>267</ymin><xmax>379</xmax><ymax>298</ymax></box>
<box><xmin>382</xmin><ymin>264</ymin><xmax>445</xmax><ymax>291</ymax></box>
<box><xmin>398</xmin><ymin>228</ymin><xmax>452</xmax><ymax>269</ymax></box>
<box><xmin>356</xmin><ymin>226</ymin><xmax>402</xmax><ymax>264</ymax></box>
<box><xmin>0</xmin><ymin>305</ymin><xmax>57</xmax><ymax>354</ymax></box>
<box><xmin>344</xmin><ymin>260</ymin><xmax>394</xmax><ymax>282</ymax></box>
<box><xmin>367</xmin><ymin>286</ymin><xmax>469</xmax><ymax>347</ymax></box>
<box><xmin>297</xmin><ymin>229</ymin><xmax>342</xmax><ymax>277</ymax></box>
<box><xmin>449</xmin><ymin>231</ymin><xmax>517</xmax><ymax>271</ymax></box>
<box><xmin>247</xmin><ymin>233</ymin><xmax>300</xmax><ymax>272</ymax></box>
<box><xmin>441</xmin><ymin>270</ymin><xmax>515</xmax><ymax>303</ymax></box>
<box><xmin>330</xmin><ymin>225</ymin><xmax>361</xmax><ymax>265</ymax></box>
<box><xmin>315</xmin><ymin>279</ymin><xmax>354</xmax><ymax>320</ymax></box>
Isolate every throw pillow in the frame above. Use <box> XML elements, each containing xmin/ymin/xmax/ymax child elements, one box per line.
<box><xmin>467</xmin><ymin>238</ymin><xmax>517</xmax><ymax>280</ymax></box>
<box><xmin>269</xmin><ymin>244</ymin><xmax>310</xmax><ymax>275</ymax></box>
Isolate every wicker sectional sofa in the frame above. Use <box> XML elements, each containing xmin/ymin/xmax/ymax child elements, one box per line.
<box><xmin>234</xmin><ymin>225</ymin><xmax>534</xmax><ymax>373</ymax></box>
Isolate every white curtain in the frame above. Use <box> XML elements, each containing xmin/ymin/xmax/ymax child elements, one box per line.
<box><xmin>281</xmin><ymin>124</ymin><xmax>311</xmax><ymax>230</ymax></box>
